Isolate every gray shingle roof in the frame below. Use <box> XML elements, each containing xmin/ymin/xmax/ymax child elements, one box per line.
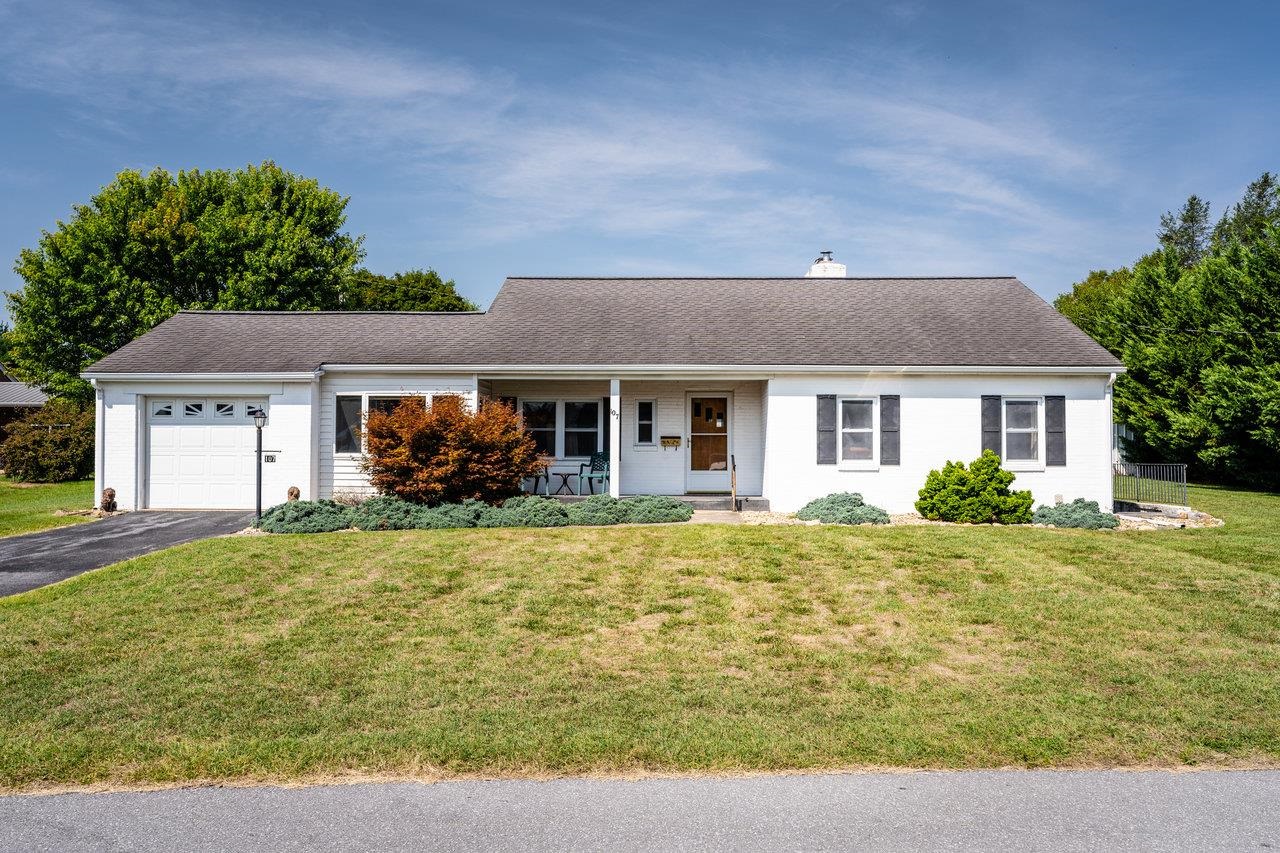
<box><xmin>0</xmin><ymin>380</ymin><xmax>48</xmax><ymax>406</ymax></box>
<box><xmin>84</xmin><ymin>277</ymin><xmax>1121</xmax><ymax>374</ymax></box>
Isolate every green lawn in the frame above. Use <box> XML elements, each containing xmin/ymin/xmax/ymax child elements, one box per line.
<box><xmin>0</xmin><ymin>477</ymin><xmax>94</xmax><ymax>538</ymax></box>
<box><xmin>0</xmin><ymin>485</ymin><xmax>1277</xmax><ymax>791</ymax></box>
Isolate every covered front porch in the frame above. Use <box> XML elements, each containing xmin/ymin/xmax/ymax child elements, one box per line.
<box><xmin>479</xmin><ymin>377</ymin><xmax>767</xmax><ymax>505</ymax></box>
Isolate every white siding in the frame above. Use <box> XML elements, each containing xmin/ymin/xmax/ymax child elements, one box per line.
<box><xmin>100</xmin><ymin>386</ymin><xmax>140</xmax><ymax>510</ymax></box>
<box><xmin>317</xmin><ymin>372</ymin><xmax>478</xmax><ymax>498</ymax></box>
<box><xmin>488</xmin><ymin>380</ymin><xmax>766</xmax><ymax>496</ymax></box>
<box><xmin>96</xmin><ymin>379</ymin><xmax>314</xmax><ymax>510</ymax></box>
<box><xmin>763</xmin><ymin>374</ymin><xmax>1114</xmax><ymax>513</ymax></box>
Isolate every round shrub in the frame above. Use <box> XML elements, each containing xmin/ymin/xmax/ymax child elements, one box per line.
<box><xmin>796</xmin><ymin>492</ymin><xmax>890</xmax><ymax>525</ymax></box>
<box><xmin>477</xmin><ymin>495</ymin><xmax>570</xmax><ymax>528</ymax></box>
<box><xmin>1032</xmin><ymin>498</ymin><xmax>1119</xmax><ymax>529</ymax></box>
<box><xmin>0</xmin><ymin>399</ymin><xmax>94</xmax><ymax>482</ymax></box>
<box><xmin>915</xmin><ymin>450</ymin><xmax>1034</xmax><ymax>524</ymax></box>
<box><xmin>619</xmin><ymin>494</ymin><xmax>694</xmax><ymax>524</ymax></box>
<box><xmin>565</xmin><ymin>494</ymin><xmax>629</xmax><ymax>526</ymax></box>
<box><xmin>256</xmin><ymin>500</ymin><xmax>353</xmax><ymax>533</ymax></box>
<box><xmin>414</xmin><ymin>500</ymin><xmax>484</xmax><ymax>529</ymax></box>
<box><xmin>348</xmin><ymin>496</ymin><xmax>422</xmax><ymax>531</ymax></box>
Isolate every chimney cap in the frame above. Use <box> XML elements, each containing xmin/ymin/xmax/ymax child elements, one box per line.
<box><xmin>805</xmin><ymin>249</ymin><xmax>847</xmax><ymax>278</ymax></box>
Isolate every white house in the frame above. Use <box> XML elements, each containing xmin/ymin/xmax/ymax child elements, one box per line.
<box><xmin>83</xmin><ymin>255</ymin><xmax>1123</xmax><ymax>514</ymax></box>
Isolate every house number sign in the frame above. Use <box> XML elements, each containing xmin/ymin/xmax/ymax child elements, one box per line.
<box><xmin>659</xmin><ymin>435</ymin><xmax>681</xmax><ymax>448</ymax></box>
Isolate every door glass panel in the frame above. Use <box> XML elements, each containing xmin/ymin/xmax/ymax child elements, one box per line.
<box><xmin>691</xmin><ymin>435</ymin><xmax>728</xmax><ymax>471</ymax></box>
<box><xmin>689</xmin><ymin>397</ymin><xmax>729</xmax><ymax>471</ymax></box>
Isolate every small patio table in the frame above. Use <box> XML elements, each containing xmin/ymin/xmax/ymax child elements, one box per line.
<box><xmin>552</xmin><ymin>472</ymin><xmax>577</xmax><ymax>495</ymax></box>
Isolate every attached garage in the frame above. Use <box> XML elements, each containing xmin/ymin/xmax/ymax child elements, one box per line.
<box><xmin>145</xmin><ymin>397</ymin><xmax>267</xmax><ymax>509</ymax></box>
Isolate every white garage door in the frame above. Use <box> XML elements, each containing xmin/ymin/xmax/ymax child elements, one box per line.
<box><xmin>147</xmin><ymin>397</ymin><xmax>267</xmax><ymax>509</ymax></box>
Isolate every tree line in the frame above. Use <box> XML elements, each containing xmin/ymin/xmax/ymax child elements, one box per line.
<box><xmin>2</xmin><ymin>161</ymin><xmax>476</xmax><ymax>403</ymax></box>
<box><xmin>1055</xmin><ymin>172</ymin><xmax>1280</xmax><ymax>487</ymax></box>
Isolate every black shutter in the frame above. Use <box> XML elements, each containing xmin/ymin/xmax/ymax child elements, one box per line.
<box><xmin>981</xmin><ymin>396</ymin><xmax>1002</xmax><ymax>456</ymax></box>
<box><xmin>880</xmin><ymin>395</ymin><xmax>900</xmax><ymax>465</ymax></box>
<box><xmin>816</xmin><ymin>395</ymin><xmax>837</xmax><ymax>464</ymax></box>
<box><xmin>602</xmin><ymin>397</ymin><xmax>610</xmax><ymax>454</ymax></box>
<box><xmin>1046</xmin><ymin>395</ymin><xmax>1066</xmax><ymax>466</ymax></box>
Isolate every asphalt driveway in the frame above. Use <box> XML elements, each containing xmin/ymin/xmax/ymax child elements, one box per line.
<box><xmin>0</xmin><ymin>511</ymin><xmax>253</xmax><ymax>597</ymax></box>
<box><xmin>1</xmin><ymin>770</ymin><xmax>1276</xmax><ymax>852</ymax></box>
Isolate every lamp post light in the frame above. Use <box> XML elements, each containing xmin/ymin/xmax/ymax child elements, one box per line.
<box><xmin>252</xmin><ymin>409</ymin><xmax>267</xmax><ymax>520</ymax></box>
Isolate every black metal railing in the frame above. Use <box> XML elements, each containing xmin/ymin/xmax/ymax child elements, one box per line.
<box><xmin>1113</xmin><ymin>462</ymin><xmax>1188</xmax><ymax>507</ymax></box>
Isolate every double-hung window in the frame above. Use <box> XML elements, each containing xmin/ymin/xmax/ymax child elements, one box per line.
<box><xmin>522</xmin><ymin>401</ymin><xmax>557</xmax><ymax>456</ymax></box>
<box><xmin>838</xmin><ymin>397</ymin><xmax>876</xmax><ymax>466</ymax></box>
<box><xmin>334</xmin><ymin>394</ymin><xmax>427</xmax><ymax>455</ymax></box>
<box><xmin>335</xmin><ymin>396</ymin><xmax>363</xmax><ymax>454</ymax></box>
<box><xmin>1003</xmin><ymin>398</ymin><xmax>1042</xmax><ymax>467</ymax></box>
<box><xmin>563</xmin><ymin>401</ymin><xmax>600</xmax><ymax>457</ymax></box>
<box><xmin>635</xmin><ymin>400</ymin><xmax>656</xmax><ymax>446</ymax></box>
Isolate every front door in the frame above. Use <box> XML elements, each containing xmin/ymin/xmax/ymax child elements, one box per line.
<box><xmin>686</xmin><ymin>394</ymin><xmax>732</xmax><ymax>493</ymax></box>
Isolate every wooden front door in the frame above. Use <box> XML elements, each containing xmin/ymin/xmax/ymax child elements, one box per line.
<box><xmin>686</xmin><ymin>394</ymin><xmax>732</xmax><ymax>493</ymax></box>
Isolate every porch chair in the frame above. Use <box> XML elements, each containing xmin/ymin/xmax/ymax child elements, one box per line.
<box><xmin>578</xmin><ymin>452</ymin><xmax>610</xmax><ymax>495</ymax></box>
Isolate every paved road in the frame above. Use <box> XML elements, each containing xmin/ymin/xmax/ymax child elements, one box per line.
<box><xmin>0</xmin><ymin>511</ymin><xmax>252</xmax><ymax>597</ymax></box>
<box><xmin>1</xmin><ymin>770</ymin><xmax>1275</xmax><ymax>852</ymax></box>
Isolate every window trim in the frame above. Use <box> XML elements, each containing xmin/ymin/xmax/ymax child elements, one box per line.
<box><xmin>562</xmin><ymin>399</ymin><xmax>602</xmax><ymax>460</ymax></box>
<box><xmin>333</xmin><ymin>392</ymin><xmax>432</xmax><ymax>456</ymax></box>
<box><xmin>1002</xmin><ymin>396</ymin><xmax>1045</xmax><ymax>472</ymax></box>
<box><xmin>634</xmin><ymin>399</ymin><xmax>656</xmax><ymax>447</ymax></box>
<box><xmin>520</xmin><ymin>399</ymin><xmax>559</xmax><ymax>458</ymax></box>
<box><xmin>516</xmin><ymin>397</ymin><xmax>604</xmax><ymax>460</ymax></box>
<box><xmin>837</xmin><ymin>396</ymin><xmax>879</xmax><ymax>470</ymax></box>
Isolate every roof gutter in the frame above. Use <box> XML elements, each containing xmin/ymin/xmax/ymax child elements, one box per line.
<box><xmin>320</xmin><ymin>363</ymin><xmax>1126</xmax><ymax>377</ymax></box>
<box><xmin>81</xmin><ymin>370</ymin><xmax>325</xmax><ymax>382</ymax></box>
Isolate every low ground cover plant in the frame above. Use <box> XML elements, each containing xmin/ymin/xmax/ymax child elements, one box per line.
<box><xmin>476</xmin><ymin>495</ymin><xmax>571</xmax><ymax>528</ymax></box>
<box><xmin>1033</xmin><ymin>498</ymin><xmax>1120</xmax><ymax>529</ymax></box>
<box><xmin>915</xmin><ymin>450</ymin><xmax>1034</xmax><ymax>524</ymax></box>
<box><xmin>255</xmin><ymin>500</ymin><xmax>353</xmax><ymax>534</ymax></box>
<box><xmin>257</xmin><ymin>493</ymin><xmax>695</xmax><ymax>533</ymax></box>
<box><xmin>796</xmin><ymin>492</ymin><xmax>890</xmax><ymax>525</ymax></box>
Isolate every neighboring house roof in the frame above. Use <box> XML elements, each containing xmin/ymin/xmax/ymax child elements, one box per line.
<box><xmin>83</xmin><ymin>277</ymin><xmax>1122</xmax><ymax>374</ymax></box>
<box><xmin>0</xmin><ymin>379</ymin><xmax>48</xmax><ymax>407</ymax></box>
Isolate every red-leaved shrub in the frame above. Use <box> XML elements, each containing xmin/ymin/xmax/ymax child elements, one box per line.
<box><xmin>362</xmin><ymin>396</ymin><xmax>543</xmax><ymax>505</ymax></box>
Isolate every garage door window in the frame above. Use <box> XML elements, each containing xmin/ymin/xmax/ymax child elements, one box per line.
<box><xmin>214</xmin><ymin>402</ymin><xmax>235</xmax><ymax>418</ymax></box>
<box><xmin>151</xmin><ymin>401</ymin><xmax>173</xmax><ymax>418</ymax></box>
<box><xmin>182</xmin><ymin>401</ymin><xmax>205</xmax><ymax>418</ymax></box>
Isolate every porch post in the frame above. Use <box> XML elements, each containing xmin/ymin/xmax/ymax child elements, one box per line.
<box><xmin>609</xmin><ymin>378</ymin><xmax>621</xmax><ymax>497</ymax></box>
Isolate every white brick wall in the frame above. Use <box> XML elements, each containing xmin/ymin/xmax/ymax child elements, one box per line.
<box><xmin>763</xmin><ymin>374</ymin><xmax>1114</xmax><ymax>513</ymax></box>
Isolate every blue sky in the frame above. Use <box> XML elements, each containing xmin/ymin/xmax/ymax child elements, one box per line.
<box><xmin>1</xmin><ymin>0</ymin><xmax>1277</xmax><ymax>316</ymax></box>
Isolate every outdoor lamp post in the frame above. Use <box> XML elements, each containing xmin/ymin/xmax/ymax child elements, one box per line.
<box><xmin>253</xmin><ymin>409</ymin><xmax>267</xmax><ymax>520</ymax></box>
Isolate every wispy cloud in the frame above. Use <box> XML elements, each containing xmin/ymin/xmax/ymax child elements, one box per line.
<box><xmin>0</xmin><ymin>0</ymin><xmax>1143</xmax><ymax>292</ymax></box>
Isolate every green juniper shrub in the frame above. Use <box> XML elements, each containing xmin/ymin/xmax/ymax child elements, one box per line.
<box><xmin>795</xmin><ymin>492</ymin><xmax>890</xmax><ymax>525</ymax></box>
<box><xmin>476</xmin><ymin>495</ymin><xmax>571</xmax><ymax>528</ymax></box>
<box><xmin>0</xmin><ymin>399</ymin><xmax>95</xmax><ymax>482</ymax></box>
<box><xmin>565</xmin><ymin>494</ymin><xmax>630</xmax><ymax>526</ymax></box>
<box><xmin>256</xmin><ymin>500</ymin><xmax>353</xmax><ymax>534</ymax></box>
<box><xmin>915</xmin><ymin>450</ymin><xmax>1034</xmax><ymax>524</ymax></box>
<box><xmin>413</xmin><ymin>500</ymin><xmax>484</xmax><ymax>530</ymax></box>
<box><xmin>1032</xmin><ymin>498</ymin><xmax>1120</xmax><ymax>529</ymax></box>
<box><xmin>348</xmin><ymin>496</ymin><xmax>423</xmax><ymax>531</ymax></box>
<box><xmin>619</xmin><ymin>494</ymin><xmax>694</xmax><ymax>524</ymax></box>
